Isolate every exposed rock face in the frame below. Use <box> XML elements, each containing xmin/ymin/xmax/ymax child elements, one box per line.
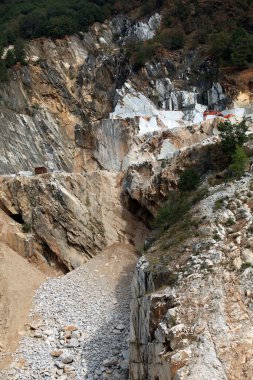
<box><xmin>129</xmin><ymin>176</ymin><xmax>253</xmax><ymax>380</ymax></box>
<box><xmin>0</xmin><ymin>15</ymin><xmax>247</xmax><ymax>175</ymax></box>
<box><xmin>0</xmin><ymin>172</ymin><xmax>145</xmax><ymax>270</ymax></box>
<box><xmin>0</xmin><ymin>11</ymin><xmax>253</xmax><ymax>380</ymax></box>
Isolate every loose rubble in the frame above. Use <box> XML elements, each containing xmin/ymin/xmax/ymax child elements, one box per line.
<box><xmin>1</xmin><ymin>244</ymin><xmax>137</xmax><ymax>380</ymax></box>
<box><xmin>130</xmin><ymin>174</ymin><xmax>253</xmax><ymax>379</ymax></box>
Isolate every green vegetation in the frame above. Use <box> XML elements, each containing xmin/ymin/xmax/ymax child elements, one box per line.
<box><xmin>240</xmin><ymin>262</ymin><xmax>252</xmax><ymax>271</ymax></box>
<box><xmin>178</xmin><ymin>168</ymin><xmax>200</xmax><ymax>193</ymax></box>
<box><xmin>211</xmin><ymin>28</ymin><xmax>253</xmax><ymax>68</ymax></box>
<box><xmin>227</xmin><ymin>217</ymin><xmax>235</xmax><ymax>226</ymax></box>
<box><xmin>217</xmin><ymin>119</ymin><xmax>248</xmax><ymax>155</ymax></box>
<box><xmin>0</xmin><ymin>0</ymin><xmax>251</xmax><ymax>75</ymax></box>
<box><xmin>214</xmin><ymin>197</ymin><xmax>225</xmax><ymax>211</ymax></box>
<box><xmin>0</xmin><ymin>0</ymin><xmax>117</xmax><ymax>44</ymax></box>
<box><xmin>22</xmin><ymin>223</ymin><xmax>32</xmax><ymax>233</ymax></box>
<box><xmin>229</xmin><ymin>145</ymin><xmax>248</xmax><ymax>178</ymax></box>
<box><xmin>127</xmin><ymin>40</ymin><xmax>159</xmax><ymax>70</ymax></box>
<box><xmin>217</xmin><ymin>119</ymin><xmax>249</xmax><ymax>179</ymax></box>
<box><xmin>154</xmin><ymin>186</ymin><xmax>208</xmax><ymax>230</ymax></box>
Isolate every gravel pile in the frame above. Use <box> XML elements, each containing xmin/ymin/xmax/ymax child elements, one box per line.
<box><xmin>3</xmin><ymin>244</ymin><xmax>137</xmax><ymax>380</ymax></box>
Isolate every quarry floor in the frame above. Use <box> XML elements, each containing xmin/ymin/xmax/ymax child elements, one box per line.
<box><xmin>0</xmin><ymin>243</ymin><xmax>138</xmax><ymax>380</ymax></box>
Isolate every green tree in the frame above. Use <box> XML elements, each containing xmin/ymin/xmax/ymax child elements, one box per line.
<box><xmin>210</xmin><ymin>31</ymin><xmax>231</xmax><ymax>60</ymax></box>
<box><xmin>5</xmin><ymin>49</ymin><xmax>16</xmax><ymax>68</ymax></box>
<box><xmin>230</xmin><ymin>28</ymin><xmax>253</xmax><ymax>68</ymax></box>
<box><xmin>229</xmin><ymin>145</ymin><xmax>248</xmax><ymax>178</ymax></box>
<box><xmin>178</xmin><ymin>168</ymin><xmax>200</xmax><ymax>192</ymax></box>
<box><xmin>217</xmin><ymin>119</ymin><xmax>248</xmax><ymax>155</ymax></box>
<box><xmin>0</xmin><ymin>59</ymin><xmax>7</xmax><ymax>81</ymax></box>
<box><xmin>14</xmin><ymin>39</ymin><xmax>26</xmax><ymax>64</ymax></box>
<box><xmin>46</xmin><ymin>15</ymin><xmax>79</xmax><ymax>38</ymax></box>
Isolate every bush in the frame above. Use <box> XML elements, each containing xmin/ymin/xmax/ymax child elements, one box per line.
<box><xmin>154</xmin><ymin>187</ymin><xmax>208</xmax><ymax>230</ymax></box>
<box><xmin>0</xmin><ymin>60</ymin><xmax>7</xmax><ymax>81</ymax></box>
<box><xmin>210</xmin><ymin>28</ymin><xmax>253</xmax><ymax>68</ymax></box>
<box><xmin>178</xmin><ymin>168</ymin><xmax>200</xmax><ymax>192</ymax></box>
<box><xmin>22</xmin><ymin>223</ymin><xmax>32</xmax><ymax>233</ymax></box>
<box><xmin>229</xmin><ymin>145</ymin><xmax>248</xmax><ymax>178</ymax></box>
<box><xmin>5</xmin><ymin>49</ymin><xmax>15</xmax><ymax>68</ymax></box>
<box><xmin>217</xmin><ymin>119</ymin><xmax>248</xmax><ymax>156</ymax></box>
<box><xmin>156</xmin><ymin>28</ymin><xmax>185</xmax><ymax>50</ymax></box>
<box><xmin>230</xmin><ymin>28</ymin><xmax>253</xmax><ymax>68</ymax></box>
<box><xmin>46</xmin><ymin>15</ymin><xmax>79</xmax><ymax>38</ymax></box>
<box><xmin>128</xmin><ymin>41</ymin><xmax>158</xmax><ymax>70</ymax></box>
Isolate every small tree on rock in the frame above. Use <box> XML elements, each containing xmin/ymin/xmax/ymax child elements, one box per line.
<box><xmin>229</xmin><ymin>145</ymin><xmax>248</xmax><ymax>178</ymax></box>
<box><xmin>217</xmin><ymin>119</ymin><xmax>248</xmax><ymax>156</ymax></box>
<box><xmin>178</xmin><ymin>168</ymin><xmax>200</xmax><ymax>192</ymax></box>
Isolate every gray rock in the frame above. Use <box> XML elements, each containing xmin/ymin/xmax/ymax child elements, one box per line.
<box><xmin>59</xmin><ymin>353</ymin><xmax>74</xmax><ymax>364</ymax></box>
<box><xmin>68</xmin><ymin>338</ymin><xmax>80</xmax><ymax>348</ymax></box>
<box><xmin>115</xmin><ymin>324</ymin><xmax>125</xmax><ymax>331</ymax></box>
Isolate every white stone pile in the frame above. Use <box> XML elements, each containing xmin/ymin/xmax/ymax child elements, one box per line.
<box><xmin>3</xmin><ymin>250</ymin><xmax>134</xmax><ymax>380</ymax></box>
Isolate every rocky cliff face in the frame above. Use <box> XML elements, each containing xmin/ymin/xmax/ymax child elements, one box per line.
<box><xmin>1</xmin><ymin>13</ymin><xmax>251</xmax><ymax>175</ymax></box>
<box><xmin>0</xmin><ymin>171</ymin><xmax>146</xmax><ymax>270</ymax></box>
<box><xmin>0</xmin><ymin>9</ymin><xmax>253</xmax><ymax>380</ymax></box>
<box><xmin>129</xmin><ymin>176</ymin><xmax>253</xmax><ymax>380</ymax></box>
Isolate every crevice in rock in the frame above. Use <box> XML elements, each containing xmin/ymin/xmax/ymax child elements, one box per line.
<box><xmin>9</xmin><ymin>213</ymin><xmax>24</xmax><ymax>224</ymax></box>
<box><xmin>40</xmin><ymin>241</ymin><xmax>69</xmax><ymax>274</ymax></box>
<box><xmin>124</xmin><ymin>194</ymin><xmax>154</xmax><ymax>226</ymax></box>
<box><xmin>0</xmin><ymin>199</ymin><xmax>25</xmax><ymax>225</ymax></box>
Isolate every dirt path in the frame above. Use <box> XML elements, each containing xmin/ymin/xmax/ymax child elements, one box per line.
<box><xmin>0</xmin><ymin>243</ymin><xmax>45</xmax><ymax>369</ymax></box>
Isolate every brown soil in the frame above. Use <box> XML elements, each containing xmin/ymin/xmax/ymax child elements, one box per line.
<box><xmin>0</xmin><ymin>243</ymin><xmax>45</xmax><ymax>369</ymax></box>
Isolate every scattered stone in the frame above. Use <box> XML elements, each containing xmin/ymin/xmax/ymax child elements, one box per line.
<box><xmin>115</xmin><ymin>324</ymin><xmax>125</xmax><ymax>331</ymax></box>
<box><xmin>68</xmin><ymin>338</ymin><xmax>80</xmax><ymax>348</ymax></box>
<box><xmin>59</xmin><ymin>353</ymin><xmax>74</xmax><ymax>364</ymax></box>
<box><xmin>51</xmin><ymin>350</ymin><xmax>63</xmax><ymax>357</ymax></box>
<box><xmin>63</xmin><ymin>325</ymin><xmax>78</xmax><ymax>332</ymax></box>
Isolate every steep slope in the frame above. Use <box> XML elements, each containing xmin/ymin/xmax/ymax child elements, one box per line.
<box><xmin>1</xmin><ymin>244</ymin><xmax>137</xmax><ymax>380</ymax></box>
<box><xmin>0</xmin><ymin>243</ymin><xmax>45</xmax><ymax>369</ymax></box>
<box><xmin>129</xmin><ymin>175</ymin><xmax>253</xmax><ymax>380</ymax></box>
<box><xmin>0</xmin><ymin>7</ymin><xmax>252</xmax><ymax>380</ymax></box>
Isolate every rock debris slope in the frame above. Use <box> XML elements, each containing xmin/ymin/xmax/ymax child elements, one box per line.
<box><xmin>1</xmin><ymin>244</ymin><xmax>137</xmax><ymax>380</ymax></box>
<box><xmin>0</xmin><ymin>9</ymin><xmax>253</xmax><ymax>380</ymax></box>
<box><xmin>129</xmin><ymin>175</ymin><xmax>253</xmax><ymax>380</ymax></box>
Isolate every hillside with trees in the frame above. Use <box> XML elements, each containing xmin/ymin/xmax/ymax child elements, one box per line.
<box><xmin>0</xmin><ymin>0</ymin><xmax>253</xmax><ymax>80</ymax></box>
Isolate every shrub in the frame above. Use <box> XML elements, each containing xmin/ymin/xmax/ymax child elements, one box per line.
<box><xmin>156</xmin><ymin>28</ymin><xmax>185</xmax><ymax>50</ymax></box>
<box><xmin>217</xmin><ymin>119</ymin><xmax>248</xmax><ymax>156</ymax></box>
<box><xmin>154</xmin><ymin>187</ymin><xmax>208</xmax><ymax>229</ymax></box>
<box><xmin>128</xmin><ymin>41</ymin><xmax>158</xmax><ymax>70</ymax></box>
<box><xmin>5</xmin><ymin>49</ymin><xmax>16</xmax><ymax>68</ymax></box>
<box><xmin>229</xmin><ymin>145</ymin><xmax>248</xmax><ymax>178</ymax></box>
<box><xmin>230</xmin><ymin>28</ymin><xmax>253</xmax><ymax>68</ymax></box>
<box><xmin>22</xmin><ymin>223</ymin><xmax>32</xmax><ymax>233</ymax></box>
<box><xmin>210</xmin><ymin>31</ymin><xmax>231</xmax><ymax>61</ymax></box>
<box><xmin>0</xmin><ymin>60</ymin><xmax>7</xmax><ymax>81</ymax></box>
<box><xmin>178</xmin><ymin>168</ymin><xmax>200</xmax><ymax>192</ymax></box>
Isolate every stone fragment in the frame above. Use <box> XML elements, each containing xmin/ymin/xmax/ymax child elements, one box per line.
<box><xmin>51</xmin><ymin>350</ymin><xmax>63</xmax><ymax>357</ymax></box>
<box><xmin>63</xmin><ymin>325</ymin><xmax>78</xmax><ymax>332</ymax></box>
<box><xmin>68</xmin><ymin>338</ymin><xmax>79</xmax><ymax>348</ymax></box>
<box><xmin>233</xmin><ymin>257</ymin><xmax>242</xmax><ymax>270</ymax></box>
<box><xmin>102</xmin><ymin>357</ymin><xmax>118</xmax><ymax>367</ymax></box>
<box><xmin>115</xmin><ymin>324</ymin><xmax>125</xmax><ymax>331</ymax></box>
<box><xmin>59</xmin><ymin>353</ymin><xmax>74</xmax><ymax>364</ymax></box>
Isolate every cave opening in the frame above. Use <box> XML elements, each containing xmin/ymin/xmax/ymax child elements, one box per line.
<box><xmin>125</xmin><ymin>194</ymin><xmax>154</xmax><ymax>226</ymax></box>
<box><xmin>9</xmin><ymin>213</ymin><xmax>25</xmax><ymax>224</ymax></box>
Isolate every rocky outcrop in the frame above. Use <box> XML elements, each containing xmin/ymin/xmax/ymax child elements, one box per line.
<box><xmin>0</xmin><ymin>14</ymin><xmax>249</xmax><ymax>175</ymax></box>
<box><xmin>129</xmin><ymin>175</ymin><xmax>253</xmax><ymax>379</ymax></box>
<box><xmin>0</xmin><ymin>172</ymin><xmax>146</xmax><ymax>270</ymax></box>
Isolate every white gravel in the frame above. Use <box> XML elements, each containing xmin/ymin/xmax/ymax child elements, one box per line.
<box><xmin>2</xmin><ymin>244</ymin><xmax>137</xmax><ymax>380</ymax></box>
